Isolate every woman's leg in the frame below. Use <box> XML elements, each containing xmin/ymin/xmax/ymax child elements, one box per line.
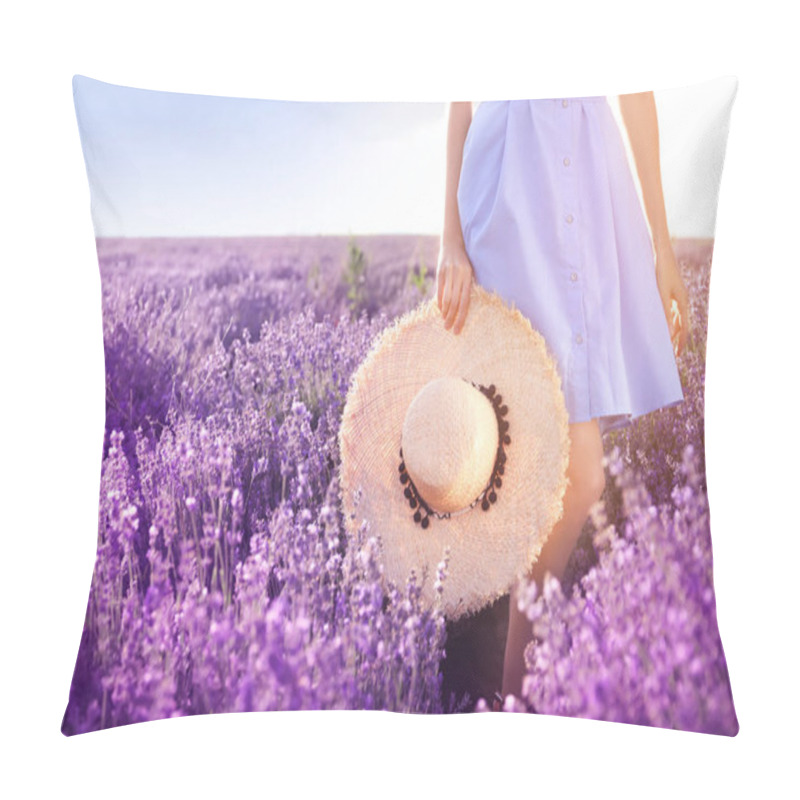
<box><xmin>501</xmin><ymin>418</ymin><xmax>606</xmax><ymax>699</ymax></box>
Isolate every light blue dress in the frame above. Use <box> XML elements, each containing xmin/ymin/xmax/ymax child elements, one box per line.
<box><xmin>457</xmin><ymin>96</ymin><xmax>684</xmax><ymax>436</ymax></box>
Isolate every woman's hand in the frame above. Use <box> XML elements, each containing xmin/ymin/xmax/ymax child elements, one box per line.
<box><xmin>437</xmin><ymin>238</ymin><xmax>475</xmax><ymax>335</ymax></box>
<box><xmin>654</xmin><ymin>239</ymin><xmax>690</xmax><ymax>358</ymax></box>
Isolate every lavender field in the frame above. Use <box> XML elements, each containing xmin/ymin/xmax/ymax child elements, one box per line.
<box><xmin>62</xmin><ymin>234</ymin><xmax>738</xmax><ymax>735</ymax></box>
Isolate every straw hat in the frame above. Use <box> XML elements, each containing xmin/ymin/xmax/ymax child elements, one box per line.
<box><xmin>337</xmin><ymin>283</ymin><xmax>570</xmax><ymax>620</ymax></box>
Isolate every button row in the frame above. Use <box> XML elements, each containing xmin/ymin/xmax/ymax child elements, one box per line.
<box><xmin>560</xmin><ymin>101</ymin><xmax>580</xmax><ymax>345</ymax></box>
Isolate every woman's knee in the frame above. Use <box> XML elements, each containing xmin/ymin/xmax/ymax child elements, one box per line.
<box><xmin>586</xmin><ymin>457</ymin><xmax>606</xmax><ymax>507</ymax></box>
<box><xmin>569</xmin><ymin>459</ymin><xmax>604</xmax><ymax>510</ymax></box>
<box><xmin>566</xmin><ymin>425</ymin><xmax>606</xmax><ymax>510</ymax></box>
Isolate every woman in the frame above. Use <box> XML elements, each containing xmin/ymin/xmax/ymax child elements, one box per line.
<box><xmin>437</xmin><ymin>93</ymin><xmax>689</xmax><ymax>702</ymax></box>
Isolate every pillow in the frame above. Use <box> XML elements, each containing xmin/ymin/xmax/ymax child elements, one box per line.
<box><xmin>62</xmin><ymin>74</ymin><xmax>739</xmax><ymax>736</ymax></box>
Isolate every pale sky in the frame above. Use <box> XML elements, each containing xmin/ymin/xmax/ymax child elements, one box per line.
<box><xmin>73</xmin><ymin>75</ymin><xmax>736</xmax><ymax>239</ymax></box>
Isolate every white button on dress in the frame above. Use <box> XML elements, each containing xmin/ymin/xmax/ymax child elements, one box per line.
<box><xmin>457</xmin><ymin>97</ymin><xmax>684</xmax><ymax>436</ymax></box>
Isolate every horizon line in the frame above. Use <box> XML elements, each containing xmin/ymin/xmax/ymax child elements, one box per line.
<box><xmin>95</xmin><ymin>233</ymin><xmax>715</xmax><ymax>242</ymax></box>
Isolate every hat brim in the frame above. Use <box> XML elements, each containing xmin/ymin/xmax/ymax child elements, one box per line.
<box><xmin>338</xmin><ymin>283</ymin><xmax>570</xmax><ymax>619</ymax></box>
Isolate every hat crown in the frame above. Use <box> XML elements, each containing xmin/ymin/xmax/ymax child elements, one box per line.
<box><xmin>401</xmin><ymin>376</ymin><xmax>498</xmax><ymax>513</ymax></box>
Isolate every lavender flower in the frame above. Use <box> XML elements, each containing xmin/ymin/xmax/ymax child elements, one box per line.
<box><xmin>62</xmin><ymin>237</ymin><xmax>734</xmax><ymax>736</ymax></box>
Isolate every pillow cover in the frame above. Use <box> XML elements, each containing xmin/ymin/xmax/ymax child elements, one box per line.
<box><xmin>62</xmin><ymin>74</ymin><xmax>739</xmax><ymax>735</ymax></box>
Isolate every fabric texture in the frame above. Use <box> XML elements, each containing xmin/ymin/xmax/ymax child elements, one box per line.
<box><xmin>457</xmin><ymin>97</ymin><xmax>684</xmax><ymax>436</ymax></box>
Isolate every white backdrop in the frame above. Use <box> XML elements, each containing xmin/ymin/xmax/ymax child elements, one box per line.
<box><xmin>2</xmin><ymin>1</ymin><xmax>795</xmax><ymax>797</ymax></box>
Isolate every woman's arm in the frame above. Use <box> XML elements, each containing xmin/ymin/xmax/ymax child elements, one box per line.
<box><xmin>618</xmin><ymin>91</ymin><xmax>670</xmax><ymax>250</ymax></box>
<box><xmin>619</xmin><ymin>91</ymin><xmax>690</xmax><ymax>356</ymax></box>
<box><xmin>442</xmin><ymin>101</ymin><xmax>472</xmax><ymax>247</ymax></box>
<box><xmin>437</xmin><ymin>101</ymin><xmax>475</xmax><ymax>336</ymax></box>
